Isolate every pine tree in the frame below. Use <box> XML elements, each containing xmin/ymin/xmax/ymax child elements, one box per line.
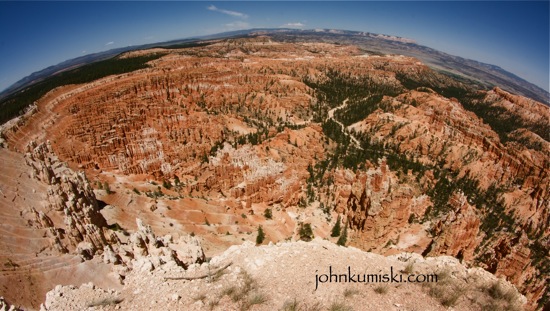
<box><xmin>264</xmin><ymin>208</ymin><xmax>272</xmax><ymax>220</ymax></box>
<box><xmin>331</xmin><ymin>215</ymin><xmax>342</xmax><ymax>237</ymax></box>
<box><xmin>337</xmin><ymin>221</ymin><xmax>348</xmax><ymax>246</ymax></box>
<box><xmin>256</xmin><ymin>225</ymin><xmax>265</xmax><ymax>245</ymax></box>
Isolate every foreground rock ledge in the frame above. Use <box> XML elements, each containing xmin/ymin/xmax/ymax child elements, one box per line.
<box><xmin>41</xmin><ymin>239</ymin><xmax>525</xmax><ymax>311</ymax></box>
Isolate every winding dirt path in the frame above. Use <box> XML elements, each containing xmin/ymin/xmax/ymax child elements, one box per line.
<box><xmin>327</xmin><ymin>98</ymin><xmax>363</xmax><ymax>150</ymax></box>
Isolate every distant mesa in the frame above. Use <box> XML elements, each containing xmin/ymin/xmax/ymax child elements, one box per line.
<box><xmin>1</xmin><ymin>28</ymin><xmax>548</xmax><ymax>106</ymax></box>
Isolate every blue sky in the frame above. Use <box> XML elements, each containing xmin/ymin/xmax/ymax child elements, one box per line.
<box><xmin>0</xmin><ymin>1</ymin><xmax>548</xmax><ymax>93</ymax></box>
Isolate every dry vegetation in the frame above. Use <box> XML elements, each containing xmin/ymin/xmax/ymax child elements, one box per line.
<box><xmin>424</xmin><ymin>268</ymin><xmax>524</xmax><ymax>310</ymax></box>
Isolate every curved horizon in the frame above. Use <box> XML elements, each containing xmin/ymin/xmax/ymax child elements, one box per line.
<box><xmin>0</xmin><ymin>2</ymin><xmax>548</xmax><ymax>94</ymax></box>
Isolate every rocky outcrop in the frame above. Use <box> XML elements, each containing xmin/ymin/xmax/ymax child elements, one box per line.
<box><xmin>0</xmin><ymin>297</ymin><xmax>22</xmax><ymax>311</ymax></box>
<box><xmin>110</xmin><ymin>218</ymin><xmax>205</xmax><ymax>274</ymax></box>
<box><xmin>24</xmin><ymin>141</ymin><xmax>111</xmax><ymax>258</ymax></box>
<box><xmin>40</xmin><ymin>239</ymin><xmax>526</xmax><ymax>311</ymax></box>
<box><xmin>0</xmin><ymin>140</ymin><xmax>207</xmax><ymax>309</ymax></box>
<box><xmin>425</xmin><ymin>193</ymin><xmax>482</xmax><ymax>261</ymax></box>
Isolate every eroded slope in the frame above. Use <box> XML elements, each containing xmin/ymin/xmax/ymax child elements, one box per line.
<box><xmin>1</xmin><ymin>36</ymin><xmax>548</xmax><ymax>309</ymax></box>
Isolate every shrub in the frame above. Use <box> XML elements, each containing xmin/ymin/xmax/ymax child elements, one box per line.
<box><xmin>87</xmin><ymin>297</ymin><xmax>123</xmax><ymax>307</ymax></box>
<box><xmin>4</xmin><ymin>258</ymin><xmax>19</xmax><ymax>269</ymax></box>
<box><xmin>343</xmin><ymin>287</ymin><xmax>359</xmax><ymax>298</ymax></box>
<box><xmin>219</xmin><ymin>270</ymin><xmax>262</xmax><ymax>310</ymax></box>
<box><xmin>207</xmin><ymin>298</ymin><xmax>220</xmax><ymax>311</ymax></box>
<box><xmin>425</xmin><ymin>268</ymin><xmax>465</xmax><ymax>307</ymax></box>
<box><xmin>107</xmin><ymin>223</ymin><xmax>128</xmax><ymax>235</ymax></box>
<box><xmin>193</xmin><ymin>293</ymin><xmax>207</xmax><ymax>302</ymax></box>
<box><xmin>481</xmin><ymin>281</ymin><xmax>522</xmax><ymax>311</ymax></box>
<box><xmin>403</xmin><ymin>261</ymin><xmax>415</xmax><ymax>274</ymax></box>
<box><xmin>328</xmin><ymin>301</ymin><xmax>353</xmax><ymax>311</ymax></box>
<box><xmin>486</xmin><ymin>281</ymin><xmax>516</xmax><ymax>301</ymax></box>
<box><xmin>221</xmin><ymin>286</ymin><xmax>239</xmax><ymax>301</ymax></box>
<box><xmin>104</xmin><ymin>182</ymin><xmax>112</xmax><ymax>194</ymax></box>
<box><xmin>280</xmin><ymin>299</ymin><xmax>322</xmax><ymax>311</ymax></box>
<box><xmin>281</xmin><ymin>299</ymin><xmax>300</xmax><ymax>311</ymax></box>
<box><xmin>247</xmin><ymin>292</ymin><xmax>268</xmax><ymax>307</ymax></box>
<box><xmin>374</xmin><ymin>285</ymin><xmax>388</xmax><ymax>294</ymax></box>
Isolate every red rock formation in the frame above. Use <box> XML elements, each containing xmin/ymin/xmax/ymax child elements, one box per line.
<box><xmin>1</xmin><ymin>38</ymin><xmax>547</xmax><ymax>309</ymax></box>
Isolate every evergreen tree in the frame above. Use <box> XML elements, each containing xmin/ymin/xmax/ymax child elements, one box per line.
<box><xmin>264</xmin><ymin>208</ymin><xmax>272</xmax><ymax>220</ymax></box>
<box><xmin>299</xmin><ymin>223</ymin><xmax>314</xmax><ymax>242</ymax></box>
<box><xmin>337</xmin><ymin>221</ymin><xmax>348</xmax><ymax>246</ymax></box>
<box><xmin>256</xmin><ymin>225</ymin><xmax>265</xmax><ymax>245</ymax></box>
<box><xmin>331</xmin><ymin>215</ymin><xmax>342</xmax><ymax>237</ymax></box>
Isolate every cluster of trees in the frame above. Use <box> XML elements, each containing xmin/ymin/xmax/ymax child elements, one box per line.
<box><xmin>236</xmin><ymin>128</ymin><xmax>269</xmax><ymax>146</ymax></box>
<box><xmin>305</xmin><ymin>70</ymin><xmax>401</xmax><ymax>171</ymax></box>
<box><xmin>460</xmin><ymin>95</ymin><xmax>549</xmax><ymax>147</ymax></box>
<box><xmin>304</xmin><ymin>69</ymin><xmax>400</xmax><ymax>108</ymax></box>
<box><xmin>309</xmin><ymin>70</ymin><xmax>520</xmax><ymax>249</ymax></box>
<box><xmin>0</xmin><ymin>54</ymin><xmax>166</xmax><ymax>124</ymax></box>
<box><xmin>396</xmin><ymin>71</ymin><xmax>548</xmax><ymax>150</ymax></box>
<box><xmin>334</xmin><ymin>94</ymin><xmax>384</xmax><ymax>126</ymax></box>
<box><xmin>322</xmin><ymin>119</ymin><xmax>349</xmax><ymax>146</ymax></box>
<box><xmin>144</xmin><ymin>186</ymin><xmax>164</xmax><ymax>199</ymax></box>
<box><xmin>394</xmin><ymin>71</ymin><xmax>474</xmax><ymax>101</ymax></box>
<box><xmin>275</xmin><ymin>122</ymin><xmax>307</xmax><ymax>132</ymax></box>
